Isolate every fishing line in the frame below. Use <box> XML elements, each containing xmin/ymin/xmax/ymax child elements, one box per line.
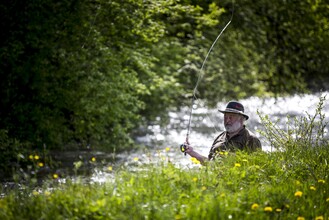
<box><xmin>184</xmin><ymin>1</ymin><xmax>235</xmax><ymax>144</ymax></box>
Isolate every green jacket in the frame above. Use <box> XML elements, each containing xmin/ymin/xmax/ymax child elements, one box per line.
<box><xmin>208</xmin><ymin>126</ymin><xmax>261</xmax><ymax>160</ymax></box>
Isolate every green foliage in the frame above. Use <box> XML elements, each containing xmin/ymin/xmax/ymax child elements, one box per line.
<box><xmin>0</xmin><ymin>0</ymin><xmax>225</xmax><ymax>150</ymax></box>
<box><xmin>1</xmin><ymin>0</ymin><xmax>328</xmax><ymax>216</ymax></box>
<box><xmin>0</xmin><ymin>145</ymin><xmax>328</xmax><ymax>219</ymax></box>
<box><xmin>2</xmin><ymin>94</ymin><xmax>329</xmax><ymax>219</ymax></box>
<box><xmin>0</xmin><ymin>0</ymin><xmax>328</xmax><ymax>157</ymax></box>
<box><xmin>0</xmin><ymin>130</ymin><xmax>22</xmax><ymax>179</ymax></box>
<box><xmin>258</xmin><ymin>95</ymin><xmax>329</xmax><ymax>182</ymax></box>
<box><xmin>233</xmin><ymin>0</ymin><xmax>329</xmax><ymax>94</ymax></box>
<box><xmin>1</xmin><ymin>102</ymin><xmax>329</xmax><ymax>218</ymax></box>
<box><xmin>258</xmin><ymin>95</ymin><xmax>328</xmax><ymax>151</ymax></box>
<box><xmin>192</xmin><ymin>0</ymin><xmax>329</xmax><ymax>104</ymax></box>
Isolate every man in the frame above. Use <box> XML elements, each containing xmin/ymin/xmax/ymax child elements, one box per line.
<box><xmin>183</xmin><ymin>101</ymin><xmax>262</xmax><ymax>163</ymax></box>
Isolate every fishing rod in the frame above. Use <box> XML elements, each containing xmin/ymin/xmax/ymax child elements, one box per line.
<box><xmin>180</xmin><ymin>2</ymin><xmax>234</xmax><ymax>155</ymax></box>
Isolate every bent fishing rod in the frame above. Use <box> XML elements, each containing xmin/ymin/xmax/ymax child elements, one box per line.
<box><xmin>180</xmin><ymin>3</ymin><xmax>234</xmax><ymax>155</ymax></box>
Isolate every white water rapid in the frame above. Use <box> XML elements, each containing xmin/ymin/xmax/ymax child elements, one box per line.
<box><xmin>130</xmin><ymin>92</ymin><xmax>329</xmax><ymax>166</ymax></box>
<box><xmin>89</xmin><ymin>92</ymin><xmax>329</xmax><ymax>183</ymax></box>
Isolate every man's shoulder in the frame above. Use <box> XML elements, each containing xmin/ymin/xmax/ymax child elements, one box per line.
<box><xmin>244</xmin><ymin>128</ymin><xmax>262</xmax><ymax>148</ymax></box>
<box><xmin>244</xmin><ymin>128</ymin><xmax>257</xmax><ymax>137</ymax></box>
<box><xmin>243</xmin><ymin>127</ymin><xmax>261</xmax><ymax>142</ymax></box>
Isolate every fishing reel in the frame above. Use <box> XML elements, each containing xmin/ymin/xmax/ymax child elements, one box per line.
<box><xmin>180</xmin><ymin>143</ymin><xmax>188</xmax><ymax>156</ymax></box>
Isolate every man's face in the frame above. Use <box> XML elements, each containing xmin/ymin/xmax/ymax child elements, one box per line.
<box><xmin>224</xmin><ymin>113</ymin><xmax>244</xmax><ymax>133</ymax></box>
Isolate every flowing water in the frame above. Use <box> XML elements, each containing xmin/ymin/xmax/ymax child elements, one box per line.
<box><xmin>90</xmin><ymin>91</ymin><xmax>329</xmax><ymax>183</ymax></box>
<box><xmin>2</xmin><ymin>92</ymin><xmax>329</xmax><ymax>188</ymax></box>
<box><xmin>130</xmin><ymin>91</ymin><xmax>329</xmax><ymax>167</ymax></box>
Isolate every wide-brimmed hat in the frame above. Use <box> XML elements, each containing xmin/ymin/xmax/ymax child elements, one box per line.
<box><xmin>218</xmin><ymin>101</ymin><xmax>249</xmax><ymax>120</ymax></box>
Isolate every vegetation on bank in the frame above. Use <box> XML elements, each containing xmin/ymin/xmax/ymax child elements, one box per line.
<box><xmin>0</xmin><ymin>97</ymin><xmax>328</xmax><ymax>219</ymax></box>
<box><xmin>1</xmin><ymin>147</ymin><xmax>328</xmax><ymax>220</ymax></box>
<box><xmin>1</xmin><ymin>0</ymin><xmax>328</xmax><ymax>216</ymax></box>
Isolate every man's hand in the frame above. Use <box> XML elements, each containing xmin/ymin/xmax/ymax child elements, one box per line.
<box><xmin>180</xmin><ymin>142</ymin><xmax>193</xmax><ymax>155</ymax></box>
<box><xmin>180</xmin><ymin>142</ymin><xmax>207</xmax><ymax>164</ymax></box>
<box><xmin>183</xmin><ymin>143</ymin><xmax>193</xmax><ymax>153</ymax></box>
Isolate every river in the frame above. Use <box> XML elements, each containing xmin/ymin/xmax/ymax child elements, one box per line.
<box><xmin>89</xmin><ymin>91</ymin><xmax>329</xmax><ymax>183</ymax></box>
<box><xmin>2</xmin><ymin>92</ymin><xmax>329</xmax><ymax>187</ymax></box>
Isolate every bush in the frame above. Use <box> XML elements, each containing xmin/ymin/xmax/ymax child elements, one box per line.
<box><xmin>0</xmin><ymin>130</ymin><xmax>22</xmax><ymax>179</ymax></box>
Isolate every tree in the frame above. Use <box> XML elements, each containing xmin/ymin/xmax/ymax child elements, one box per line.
<box><xmin>232</xmin><ymin>0</ymin><xmax>329</xmax><ymax>94</ymax></box>
<box><xmin>0</xmin><ymin>0</ymin><xmax>224</xmax><ymax>150</ymax></box>
<box><xmin>0</xmin><ymin>0</ymin><xmax>328</xmax><ymax>155</ymax></box>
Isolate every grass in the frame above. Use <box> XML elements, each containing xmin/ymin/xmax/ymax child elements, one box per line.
<box><xmin>0</xmin><ymin>97</ymin><xmax>328</xmax><ymax>219</ymax></box>
<box><xmin>0</xmin><ymin>148</ymin><xmax>328</xmax><ymax>220</ymax></box>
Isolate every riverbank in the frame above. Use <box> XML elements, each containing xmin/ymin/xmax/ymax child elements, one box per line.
<box><xmin>1</xmin><ymin>146</ymin><xmax>328</xmax><ymax>219</ymax></box>
<box><xmin>2</xmin><ymin>92</ymin><xmax>328</xmax><ymax>186</ymax></box>
<box><xmin>1</xmin><ymin>94</ymin><xmax>328</xmax><ymax>219</ymax></box>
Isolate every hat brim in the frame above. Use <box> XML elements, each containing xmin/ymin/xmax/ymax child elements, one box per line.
<box><xmin>219</xmin><ymin>109</ymin><xmax>249</xmax><ymax>120</ymax></box>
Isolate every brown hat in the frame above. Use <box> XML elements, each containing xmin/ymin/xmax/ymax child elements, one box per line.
<box><xmin>218</xmin><ymin>101</ymin><xmax>249</xmax><ymax>120</ymax></box>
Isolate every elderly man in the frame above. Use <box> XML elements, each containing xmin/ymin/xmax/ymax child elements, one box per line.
<box><xmin>183</xmin><ymin>101</ymin><xmax>262</xmax><ymax>163</ymax></box>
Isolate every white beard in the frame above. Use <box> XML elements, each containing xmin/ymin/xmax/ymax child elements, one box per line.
<box><xmin>225</xmin><ymin>121</ymin><xmax>242</xmax><ymax>133</ymax></box>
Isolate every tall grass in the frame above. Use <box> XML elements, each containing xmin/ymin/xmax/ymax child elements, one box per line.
<box><xmin>0</xmin><ymin>97</ymin><xmax>328</xmax><ymax>219</ymax></box>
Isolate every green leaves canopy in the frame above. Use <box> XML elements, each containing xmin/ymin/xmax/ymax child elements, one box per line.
<box><xmin>0</xmin><ymin>0</ymin><xmax>328</xmax><ymax>151</ymax></box>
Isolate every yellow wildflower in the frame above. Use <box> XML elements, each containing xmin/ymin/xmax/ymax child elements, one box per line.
<box><xmin>297</xmin><ymin>217</ymin><xmax>305</xmax><ymax>220</ymax></box>
<box><xmin>107</xmin><ymin>166</ymin><xmax>113</xmax><ymax>171</ymax></box>
<box><xmin>264</xmin><ymin>206</ymin><xmax>273</xmax><ymax>212</ymax></box>
<box><xmin>201</xmin><ymin>186</ymin><xmax>207</xmax><ymax>191</ymax></box>
<box><xmin>38</xmin><ymin>162</ymin><xmax>44</xmax><ymax>167</ymax></box>
<box><xmin>251</xmin><ymin>203</ymin><xmax>259</xmax><ymax>210</ymax></box>
<box><xmin>91</xmin><ymin>157</ymin><xmax>96</xmax><ymax>162</ymax></box>
<box><xmin>275</xmin><ymin>208</ymin><xmax>282</xmax><ymax>212</ymax></box>
<box><xmin>294</xmin><ymin>191</ymin><xmax>303</xmax><ymax>197</ymax></box>
<box><xmin>295</xmin><ymin>180</ymin><xmax>301</xmax><ymax>185</ymax></box>
<box><xmin>133</xmin><ymin>157</ymin><xmax>139</xmax><ymax>161</ymax></box>
<box><xmin>234</xmin><ymin>163</ymin><xmax>241</xmax><ymax>167</ymax></box>
<box><xmin>191</xmin><ymin>157</ymin><xmax>200</xmax><ymax>164</ymax></box>
<box><xmin>192</xmin><ymin>177</ymin><xmax>198</xmax><ymax>182</ymax></box>
<box><xmin>242</xmin><ymin>159</ymin><xmax>248</xmax><ymax>162</ymax></box>
<box><xmin>53</xmin><ymin>174</ymin><xmax>59</xmax><ymax>179</ymax></box>
<box><xmin>318</xmin><ymin>179</ymin><xmax>325</xmax><ymax>184</ymax></box>
<box><xmin>315</xmin><ymin>216</ymin><xmax>324</xmax><ymax>220</ymax></box>
<box><xmin>29</xmin><ymin>155</ymin><xmax>33</xmax><ymax>160</ymax></box>
<box><xmin>309</xmin><ymin>186</ymin><xmax>316</xmax><ymax>191</ymax></box>
<box><xmin>165</xmin><ymin>147</ymin><xmax>170</xmax><ymax>152</ymax></box>
<box><xmin>34</xmin><ymin>155</ymin><xmax>39</xmax><ymax>160</ymax></box>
